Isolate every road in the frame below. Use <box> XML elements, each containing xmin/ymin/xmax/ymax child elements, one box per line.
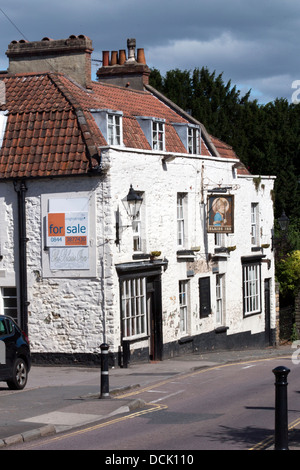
<box><xmin>6</xmin><ymin>355</ymin><xmax>300</xmax><ymax>451</ymax></box>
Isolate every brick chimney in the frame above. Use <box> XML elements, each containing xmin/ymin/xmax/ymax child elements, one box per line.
<box><xmin>6</xmin><ymin>35</ymin><xmax>93</xmax><ymax>89</ymax></box>
<box><xmin>96</xmin><ymin>38</ymin><xmax>150</xmax><ymax>90</ymax></box>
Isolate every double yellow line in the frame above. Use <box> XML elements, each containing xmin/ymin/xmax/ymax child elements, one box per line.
<box><xmin>22</xmin><ymin>402</ymin><xmax>168</xmax><ymax>449</ymax></box>
<box><xmin>250</xmin><ymin>416</ymin><xmax>300</xmax><ymax>450</ymax></box>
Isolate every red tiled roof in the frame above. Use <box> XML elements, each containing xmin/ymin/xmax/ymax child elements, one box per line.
<box><xmin>0</xmin><ymin>71</ymin><xmax>244</xmax><ymax>180</ymax></box>
<box><xmin>210</xmin><ymin>135</ymin><xmax>250</xmax><ymax>174</ymax></box>
<box><xmin>0</xmin><ymin>73</ymin><xmax>100</xmax><ymax>178</ymax></box>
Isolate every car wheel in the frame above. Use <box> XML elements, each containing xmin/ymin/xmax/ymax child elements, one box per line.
<box><xmin>7</xmin><ymin>358</ymin><xmax>28</xmax><ymax>390</ymax></box>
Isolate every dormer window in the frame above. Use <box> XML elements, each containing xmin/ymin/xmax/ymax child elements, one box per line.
<box><xmin>188</xmin><ymin>126</ymin><xmax>200</xmax><ymax>154</ymax></box>
<box><xmin>173</xmin><ymin>123</ymin><xmax>201</xmax><ymax>155</ymax></box>
<box><xmin>91</xmin><ymin>109</ymin><xmax>123</xmax><ymax>146</ymax></box>
<box><xmin>152</xmin><ymin>120</ymin><xmax>165</xmax><ymax>151</ymax></box>
<box><xmin>135</xmin><ymin>116</ymin><xmax>165</xmax><ymax>151</ymax></box>
<box><xmin>107</xmin><ymin>113</ymin><xmax>122</xmax><ymax>145</ymax></box>
<box><xmin>0</xmin><ymin>111</ymin><xmax>8</xmax><ymax>148</ymax></box>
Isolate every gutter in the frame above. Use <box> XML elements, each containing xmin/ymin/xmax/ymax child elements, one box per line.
<box><xmin>13</xmin><ymin>180</ymin><xmax>29</xmax><ymax>336</ymax></box>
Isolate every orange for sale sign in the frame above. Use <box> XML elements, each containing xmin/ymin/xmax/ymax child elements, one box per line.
<box><xmin>47</xmin><ymin>212</ymin><xmax>88</xmax><ymax>247</ymax></box>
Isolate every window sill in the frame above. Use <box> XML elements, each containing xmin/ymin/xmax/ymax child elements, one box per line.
<box><xmin>132</xmin><ymin>253</ymin><xmax>150</xmax><ymax>260</ymax></box>
<box><xmin>214</xmin><ymin>326</ymin><xmax>229</xmax><ymax>334</ymax></box>
<box><xmin>212</xmin><ymin>248</ymin><xmax>229</xmax><ymax>259</ymax></box>
<box><xmin>122</xmin><ymin>334</ymin><xmax>149</xmax><ymax>343</ymax></box>
<box><xmin>178</xmin><ymin>336</ymin><xmax>193</xmax><ymax>345</ymax></box>
<box><xmin>177</xmin><ymin>250</ymin><xmax>196</xmax><ymax>260</ymax></box>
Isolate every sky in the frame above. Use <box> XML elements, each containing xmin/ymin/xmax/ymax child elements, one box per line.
<box><xmin>0</xmin><ymin>0</ymin><xmax>299</xmax><ymax>104</ymax></box>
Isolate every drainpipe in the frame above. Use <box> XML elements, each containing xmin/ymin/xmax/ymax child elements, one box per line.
<box><xmin>14</xmin><ymin>180</ymin><xmax>29</xmax><ymax>335</ymax></box>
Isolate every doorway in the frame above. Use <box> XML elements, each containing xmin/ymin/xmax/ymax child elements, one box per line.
<box><xmin>264</xmin><ymin>278</ymin><xmax>271</xmax><ymax>345</ymax></box>
<box><xmin>117</xmin><ymin>263</ymin><xmax>163</xmax><ymax>364</ymax></box>
<box><xmin>147</xmin><ymin>275</ymin><xmax>163</xmax><ymax>361</ymax></box>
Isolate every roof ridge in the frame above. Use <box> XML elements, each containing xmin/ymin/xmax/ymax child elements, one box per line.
<box><xmin>210</xmin><ymin>135</ymin><xmax>234</xmax><ymax>149</ymax></box>
<box><xmin>92</xmin><ymin>79</ymin><xmax>149</xmax><ymax>95</ymax></box>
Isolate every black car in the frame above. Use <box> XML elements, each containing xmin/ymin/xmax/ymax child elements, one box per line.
<box><xmin>0</xmin><ymin>315</ymin><xmax>31</xmax><ymax>390</ymax></box>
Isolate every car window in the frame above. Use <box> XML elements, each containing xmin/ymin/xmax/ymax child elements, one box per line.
<box><xmin>0</xmin><ymin>319</ymin><xmax>7</xmax><ymax>336</ymax></box>
<box><xmin>6</xmin><ymin>319</ymin><xmax>14</xmax><ymax>334</ymax></box>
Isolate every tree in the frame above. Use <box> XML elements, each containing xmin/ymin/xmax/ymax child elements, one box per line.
<box><xmin>277</xmin><ymin>251</ymin><xmax>300</xmax><ymax>310</ymax></box>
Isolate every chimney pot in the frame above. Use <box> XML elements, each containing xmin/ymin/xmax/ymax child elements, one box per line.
<box><xmin>119</xmin><ymin>49</ymin><xmax>126</xmax><ymax>65</ymax></box>
<box><xmin>110</xmin><ymin>51</ymin><xmax>118</xmax><ymax>65</ymax></box>
<box><xmin>137</xmin><ymin>48</ymin><xmax>146</xmax><ymax>64</ymax></box>
<box><xmin>102</xmin><ymin>51</ymin><xmax>109</xmax><ymax>67</ymax></box>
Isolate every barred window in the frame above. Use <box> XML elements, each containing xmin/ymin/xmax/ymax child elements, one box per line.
<box><xmin>243</xmin><ymin>263</ymin><xmax>261</xmax><ymax>315</ymax></box>
<box><xmin>121</xmin><ymin>277</ymin><xmax>147</xmax><ymax>339</ymax></box>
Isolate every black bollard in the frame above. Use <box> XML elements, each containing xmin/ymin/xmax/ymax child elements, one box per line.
<box><xmin>100</xmin><ymin>343</ymin><xmax>110</xmax><ymax>399</ymax></box>
<box><xmin>272</xmin><ymin>366</ymin><xmax>290</xmax><ymax>450</ymax></box>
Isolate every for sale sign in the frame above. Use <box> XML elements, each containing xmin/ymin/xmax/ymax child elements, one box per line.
<box><xmin>47</xmin><ymin>212</ymin><xmax>88</xmax><ymax>247</ymax></box>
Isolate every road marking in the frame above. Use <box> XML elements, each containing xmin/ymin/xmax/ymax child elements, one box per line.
<box><xmin>149</xmin><ymin>390</ymin><xmax>184</xmax><ymax>404</ymax></box>
<box><xmin>241</xmin><ymin>365</ymin><xmax>256</xmax><ymax>369</ymax></box>
<box><xmin>116</xmin><ymin>356</ymin><xmax>292</xmax><ymax>399</ymax></box>
<box><xmin>20</xmin><ymin>403</ymin><xmax>168</xmax><ymax>449</ymax></box>
<box><xmin>22</xmin><ymin>411</ymin><xmax>103</xmax><ymax>427</ymax></box>
<box><xmin>249</xmin><ymin>411</ymin><xmax>300</xmax><ymax>450</ymax></box>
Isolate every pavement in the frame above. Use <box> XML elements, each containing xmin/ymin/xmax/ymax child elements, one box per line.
<box><xmin>0</xmin><ymin>343</ymin><xmax>298</xmax><ymax>450</ymax></box>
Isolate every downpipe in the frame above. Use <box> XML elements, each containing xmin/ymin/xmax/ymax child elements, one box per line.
<box><xmin>14</xmin><ymin>180</ymin><xmax>29</xmax><ymax>336</ymax></box>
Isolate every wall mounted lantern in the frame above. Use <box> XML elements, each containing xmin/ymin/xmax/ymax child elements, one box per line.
<box><xmin>122</xmin><ymin>185</ymin><xmax>143</xmax><ymax>219</ymax></box>
<box><xmin>116</xmin><ymin>185</ymin><xmax>143</xmax><ymax>245</ymax></box>
<box><xmin>278</xmin><ymin>210</ymin><xmax>289</xmax><ymax>232</ymax></box>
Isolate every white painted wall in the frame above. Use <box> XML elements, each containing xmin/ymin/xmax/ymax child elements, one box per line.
<box><xmin>0</xmin><ymin>145</ymin><xmax>276</xmax><ymax>358</ymax></box>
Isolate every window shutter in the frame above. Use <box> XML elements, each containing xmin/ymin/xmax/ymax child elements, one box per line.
<box><xmin>199</xmin><ymin>277</ymin><xmax>211</xmax><ymax>318</ymax></box>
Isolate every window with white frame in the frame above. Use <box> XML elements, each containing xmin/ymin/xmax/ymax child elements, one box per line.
<box><xmin>107</xmin><ymin>113</ymin><xmax>122</xmax><ymax>145</ymax></box>
<box><xmin>152</xmin><ymin>120</ymin><xmax>165</xmax><ymax>151</ymax></box>
<box><xmin>121</xmin><ymin>277</ymin><xmax>147</xmax><ymax>339</ymax></box>
<box><xmin>214</xmin><ymin>232</ymin><xmax>226</xmax><ymax>248</ymax></box>
<box><xmin>179</xmin><ymin>280</ymin><xmax>188</xmax><ymax>334</ymax></box>
<box><xmin>187</xmin><ymin>126</ymin><xmax>200</xmax><ymax>154</ymax></box>
<box><xmin>0</xmin><ymin>111</ymin><xmax>8</xmax><ymax>148</ymax></box>
<box><xmin>1</xmin><ymin>287</ymin><xmax>18</xmax><ymax>321</ymax></box>
<box><xmin>177</xmin><ymin>193</ymin><xmax>187</xmax><ymax>247</ymax></box>
<box><xmin>132</xmin><ymin>191</ymin><xmax>144</xmax><ymax>252</ymax></box>
<box><xmin>216</xmin><ymin>274</ymin><xmax>224</xmax><ymax>324</ymax></box>
<box><xmin>91</xmin><ymin>109</ymin><xmax>123</xmax><ymax>146</ymax></box>
<box><xmin>251</xmin><ymin>203</ymin><xmax>259</xmax><ymax>245</ymax></box>
<box><xmin>133</xmin><ymin>209</ymin><xmax>142</xmax><ymax>252</ymax></box>
<box><xmin>173</xmin><ymin>123</ymin><xmax>201</xmax><ymax>155</ymax></box>
<box><xmin>243</xmin><ymin>262</ymin><xmax>261</xmax><ymax>315</ymax></box>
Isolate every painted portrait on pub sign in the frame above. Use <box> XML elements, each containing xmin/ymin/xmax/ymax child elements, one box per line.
<box><xmin>207</xmin><ymin>195</ymin><xmax>234</xmax><ymax>233</ymax></box>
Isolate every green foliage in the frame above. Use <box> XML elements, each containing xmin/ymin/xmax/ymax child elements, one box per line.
<box><xmin>290</xmin><ymin>323</ymin><xmax>299</xmax><ymax>342</ymax></box>
<box><xmin>276</xmin><ymin>250</ymin><xmax>300</xmax><ymax>298</ymax></box>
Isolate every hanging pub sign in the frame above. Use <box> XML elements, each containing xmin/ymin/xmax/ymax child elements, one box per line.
<box><xmin>207</xmin><ymin>195</ymin><xmax>234</xmax><ymax>233</ymax></box>
<box><xmin>46</xmin><ymin>212</ymin><xmax>89</xmax><ymax>247</ymax></box>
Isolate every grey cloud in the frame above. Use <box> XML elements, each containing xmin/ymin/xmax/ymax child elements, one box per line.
<box><xmin>0</xmin><ymin>0</ymin><xmax>299</xmax><ymax>103</ymax></box>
